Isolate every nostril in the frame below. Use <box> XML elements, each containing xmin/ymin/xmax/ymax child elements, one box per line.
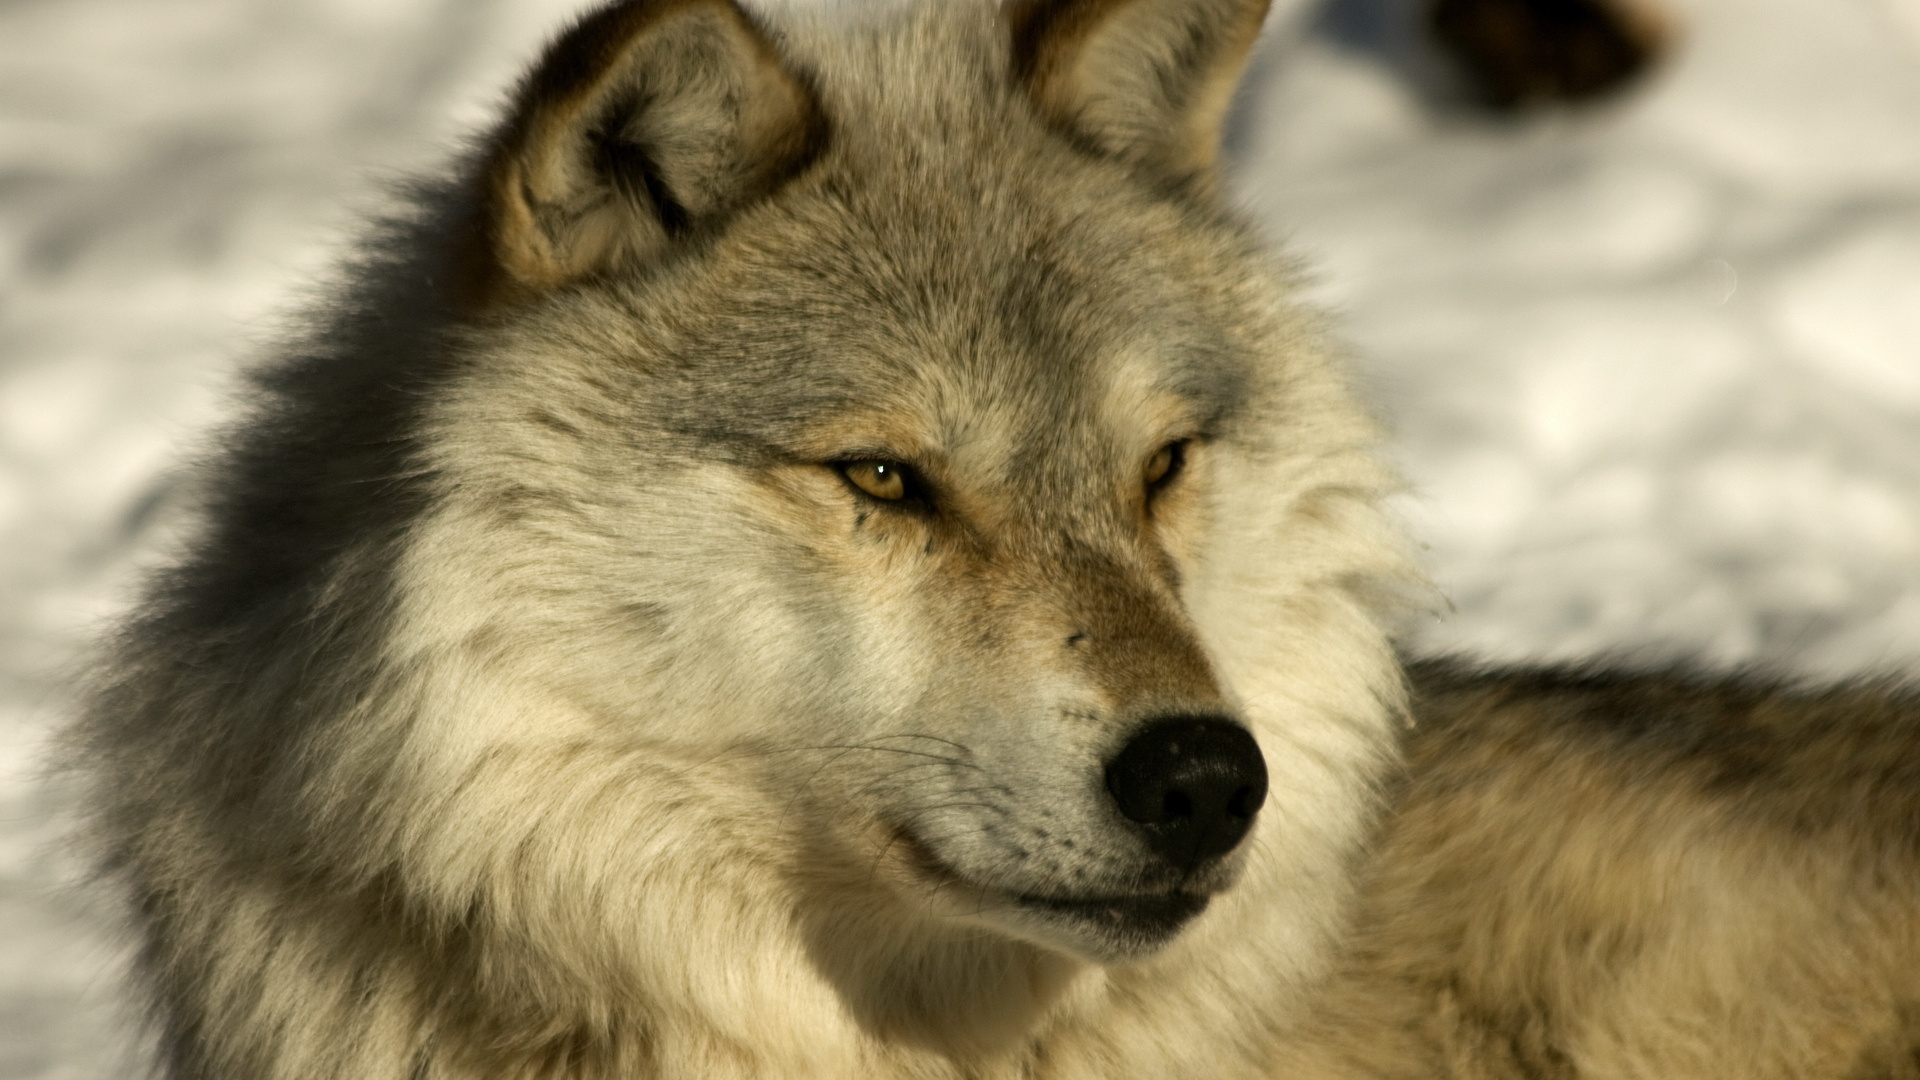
<box><xmin>1162</xmin><ymin>790</ymin><xmax>1193</xmax><ymax>820</ymax></box>
<box><xmin>1104</xmin><ymin>716</ymin><xmax>1268</xmax><ymax>869</ymax></box>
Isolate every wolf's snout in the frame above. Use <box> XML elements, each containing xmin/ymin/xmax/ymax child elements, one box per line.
<box><xmin>1104</xmin><ymin>718</ymin><xmax>1268</xmax><ymax>870</ymax></box>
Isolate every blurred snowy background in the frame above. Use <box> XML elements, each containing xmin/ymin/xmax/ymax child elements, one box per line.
<box><xmin>3</xmin><ymin>0</ymin><xmax>1918</xmax><ymax>1074</ymax></box>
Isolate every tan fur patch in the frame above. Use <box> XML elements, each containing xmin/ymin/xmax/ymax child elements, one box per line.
<box><xmin>1008</xmin><ymin>0</ymin><xmax>1272</xmax><ymax>195</ymax></box>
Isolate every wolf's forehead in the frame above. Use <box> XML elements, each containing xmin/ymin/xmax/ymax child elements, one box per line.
<box><xmin>669</xmin><ymin>287</ymin><xmax>1246</xmax><ymax>464</ymax></box>
<box><xmin>644</xmin><ymin>173</ymin><xmax>1259</xmax><ymax>457</ymax></box>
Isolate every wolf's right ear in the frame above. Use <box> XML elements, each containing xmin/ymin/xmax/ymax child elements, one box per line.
<box><xmin>1007</xmin><ymin>0</ymin><xmax>1270</xmax><ymax>199</ymax></box>
<box><xmin>465</xmin><ymin>0</ymin><xmax>823</xmax><ymax>310</ymax></box>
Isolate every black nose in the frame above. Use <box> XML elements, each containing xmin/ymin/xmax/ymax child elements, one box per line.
<box><xmin>1104</xmin><ymin>716</ymin><xmax>1268</xmax><ymax>871</ymax></box>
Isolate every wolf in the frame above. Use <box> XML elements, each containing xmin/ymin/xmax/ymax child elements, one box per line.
<box><xmin>71</xmin><ymin>0</ymin><xmax>1918</xmax><ymax>1077</ymax></box>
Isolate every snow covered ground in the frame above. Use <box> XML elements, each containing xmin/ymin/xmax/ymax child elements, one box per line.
<box><xmin>2</xmin><ymin>0</ymin><xmax>1917</xmax><ymax>1074</ymax></box>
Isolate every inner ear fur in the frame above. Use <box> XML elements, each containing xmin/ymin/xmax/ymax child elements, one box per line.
<box><xmin>1008</xmin><ymin>0</ymin><xmax>1271</xmax><ymax>197</ymax></box>
<box><xmin>470</xmin><ymin>0</ymin><xmax>823</xmax><ymax>309</ymax></box>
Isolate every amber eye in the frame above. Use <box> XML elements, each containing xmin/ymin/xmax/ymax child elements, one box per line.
<box><xmin>839</xmin><ymin>460</ymin><xmax>914</xmax><ymax>502</ymax></box>
<box><xmin>1144</xmin><ymin>440</ymin><xmax>1187</xmax><ymax>491</ymax></box>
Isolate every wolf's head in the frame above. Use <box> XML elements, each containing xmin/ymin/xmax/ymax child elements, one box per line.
<box><xmin>378</xmin><ymin>0</ymin><xmax>1414</xmax><ymax>1056</ymax></box>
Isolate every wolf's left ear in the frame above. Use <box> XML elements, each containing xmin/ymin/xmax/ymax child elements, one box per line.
<box><xmin>467</xmin><ymin>0</ymin><xmax>823</xmax><ymax>309</ymax></box>
<box><xmin>1007</xmin><ymin>0</ymin><xmax>1270</xmax><ymax>197</ymax></box>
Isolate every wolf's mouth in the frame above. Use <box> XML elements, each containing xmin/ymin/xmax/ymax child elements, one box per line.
<box><xmin>890</xmin><ymin>826</ymin><xmax>1212</xmax><ymax>943</ymax></box>
<box><xmin>1012</xmin><ymin>890</ymin><xmax>1211</xmax><ymax>936</ymax></box>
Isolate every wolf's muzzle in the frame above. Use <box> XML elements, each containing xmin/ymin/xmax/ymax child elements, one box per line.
<box><xmin>1104</xmin><ymin>717</ymin><xmax>1268</xmax><ymax>871</ymax></box>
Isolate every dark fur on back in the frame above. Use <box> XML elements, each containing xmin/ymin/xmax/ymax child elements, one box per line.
<box><xmin>1411</xmin><ymin>661</ymin><xmax>1920</xmax><ymax>847</ymax></box>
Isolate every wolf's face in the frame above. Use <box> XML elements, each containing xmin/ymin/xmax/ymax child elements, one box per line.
<box><xmin>663</xmin><ymin>209</ymin><xmax>1272</xmax><ymax>958</ymax></box>
<box><xmin>399</xmin><ymin>0</ymin><xmax>1407</xmax><ymax>974</ymax></box>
